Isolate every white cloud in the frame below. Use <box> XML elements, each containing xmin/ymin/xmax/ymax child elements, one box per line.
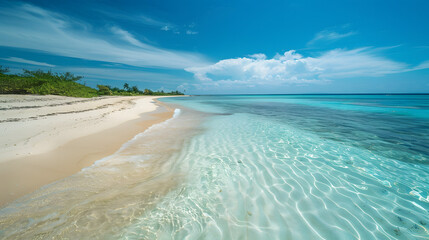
<box><xmin>136</xmin><ymin>15</ymin><xmax>176</xmax><ymax>33</ymax></box>
<box><xmin>110</xmin><ymin>26</ymin><xmax>147</xmax><ymax>48</ymax></box>
<box><xmin>96</xmin><ymin>9</ymin><xmax>177</xmax><ymax>33</ymax></box>
<box><xmin>161</xmin><ymin>25</ymin><xmax>171</xmax><ymax>31</ymax></box>
<box><xmin>412</xmin><ymin>60</ymin><xmax>429</xmax><ymax>71</ymax></box>
<box><xmin>248</xmin><ymin>53</ymin><xmax>266</xmax><ymax>60</ymax></box>
<box><xmin>308</xmin><ymin>30</ymin><xmax>357</xmax><ymax>45</ymax></box>
<box><xmin>1</xmin><ymin>57</ymin><xmax>56</xmax><ymax>67</ymax></box>
<box><xmin>140</xmin><ymin>15</ymin><xmax>169</xmax><ymax>28</ymax></box>
<box><xmin>0</xmin><ymin>3</ymin><xmax>208</xmax><ymax>69</ymax></box>
<box><xmin>186</xmin><ymin>30</ymin><xmax>198</xmax><ymax>35</ymax></box>
<box><xmin>186</xmin><ymin>48</ymin><xmax>427</xmax><ymax>90</ymax></box>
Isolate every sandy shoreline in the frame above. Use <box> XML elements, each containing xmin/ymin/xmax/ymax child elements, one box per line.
<box><xmin>0</xmin><ymin>95</ymin><xmax>174</xmax><ymax>206</ymax></box>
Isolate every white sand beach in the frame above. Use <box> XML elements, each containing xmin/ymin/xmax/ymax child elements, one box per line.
<box><xmin>0</xmin><ymin>95</ymin><xmax>173</xmax><ymax>206</ymax></box>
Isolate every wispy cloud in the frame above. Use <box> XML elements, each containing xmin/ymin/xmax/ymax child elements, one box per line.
<box><xmin>308</xmin><ymin>29</ymin><xmax>357</xmax><ymax>45</ymax></box>
<box><xmin>412</xmin><ymin>61</ymin><xmax>429</xmax><ymax>71</ymax></box>
<box><xmin>1</xmin><ymin>57</ymin><xmax>56</xmax><ymax>67</ymax></box>
<box><xmin>0</xmin><ymin>3</ymin><xmax>208</xmax><ymax>69</ymax></box>
<box><xmin>140</xmin><ymin>15</ymin><xmax>169</xmax><ymax>28</ymax></box>
<box><xmin>186</xmin><ymin>48</ymin><xmax>428</xmax><ymax>91</ymax></box>
<box><xmin>110</xmin><ymin>26</ymin><xmax>147</xmax><ymax>48</ymax></box>
<box><xmin>138</xmin><ymin>15</ymin><xmax>176</xmax><ymax>32</ymax></box>
<box><xmin>95</xmin><ymin>8</ymin><xmax>175</xmax><ymax>32</ymax></box>
<box><xmin>161</xmin><ymin>25</ymin><xmax>171</xmax><ymax>31</ymax></box>
<box><xmin>186</xmin><ymin>30</ymin><xmax>198</xmax><ymax>35</ymax></box>
<box><xmin>97</xmin><ymin>8</ymin><xmax>189</xmax><ymax>34</ymax></box>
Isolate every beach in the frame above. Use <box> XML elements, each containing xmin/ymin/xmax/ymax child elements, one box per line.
<box><xmin>1</xmin><ymin>0</ymin><xmax>427</xmax><ymax>238</ymax></box>
<box><xmin>0</xmin><ymin>94</ymin><xmax>428</xmax><ymax>239</ymax></box>
<box><xmin>0</xmin><ymin>95</ymin><xmax>173</xmax><ymax>206</ymax></box>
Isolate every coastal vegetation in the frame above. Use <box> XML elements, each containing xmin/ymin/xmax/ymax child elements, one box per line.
<box><xmin>0</xmin><ymin>66</ymin><xmax>184</xmax><ymax>98</ymax></box>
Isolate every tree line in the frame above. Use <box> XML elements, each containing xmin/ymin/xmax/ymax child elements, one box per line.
<box><xmin>97</xmin><ymin>83</ymin><xmax>184</xmax><ymax>96</ymax></box>
<box><xmin>0</xmin><ymin>66</ymin><xmax>184</xmax><ymax>98</ymax></box>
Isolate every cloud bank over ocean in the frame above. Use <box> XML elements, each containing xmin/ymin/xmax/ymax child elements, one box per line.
<box><xmin>186</xmin><ymin>48</ymin><xmax>427</xmax><ymax>91</ymax></box>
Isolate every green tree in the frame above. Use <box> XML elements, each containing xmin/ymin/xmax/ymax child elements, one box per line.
<box><xmin>123</xmin><ymin>83</ymin><xmax>130</xmax><ymax>91</ymax></box>
<box><xmin>143</xmin><ymin>88</ymin><xmax>153</xmax><ymax>95</ymax></box>
<box><xmin>97</xmin><ymin>85</ymin><xmax>112</xmax><ymax>95</ymax></box>
<box><xmin>58</xmin><ymin>72</ymin><xmax>83</xmax><ymax>82</ymax></box>
<box><xmin>22</xmin><ymin>69</ymin><xmax>54</xmax><ymax>80</ymax></box>
<box><xmin>131</xmin><ymin>86</ymin><xmax>139</xmax><ymax>92</ymax></box>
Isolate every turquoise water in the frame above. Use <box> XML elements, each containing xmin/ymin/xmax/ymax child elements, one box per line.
<box><xmin>135</xmin><ymin>94</ymin><xmax>429</xmax><ymax>239</ymax></box>
<box><xmin>1</xmin><ymin>95</ymin><xmax>429</xmax><ymax>239</ymax></box>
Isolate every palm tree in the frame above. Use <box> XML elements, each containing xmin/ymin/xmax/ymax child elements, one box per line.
<box><xmin>123</xmin><ymin>83</ymin><xmax>130</xmax><ymax>91</ymax></box>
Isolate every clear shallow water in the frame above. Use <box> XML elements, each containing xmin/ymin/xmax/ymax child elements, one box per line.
<box><xmin>1</xmin><ymin>95</ymin><xmax>429</xmax><ymax>239</ymax></box>
<box><xmin>139</xmin><ymin>95</ymin><xmax>428</xmax><ymax>239</ymax></box>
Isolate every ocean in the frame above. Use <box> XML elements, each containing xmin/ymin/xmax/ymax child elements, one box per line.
<box><xmin>1</xmin><ymin>94</ymin><xmax>429</xmax><ymax>239</ymax></box>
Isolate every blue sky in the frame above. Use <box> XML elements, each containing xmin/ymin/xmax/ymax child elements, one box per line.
<box><xmin>0</xmin><ymin>0</ymin><xmax>428</xmax><ymax>94</ymax></box>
